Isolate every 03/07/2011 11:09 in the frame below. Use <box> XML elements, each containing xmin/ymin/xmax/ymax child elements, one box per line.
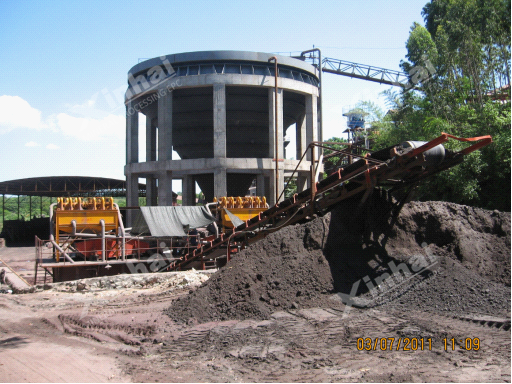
<box><xmin>356</xmin><ymin>337</ymin><xmax>480</xmax><ymax>351</ymax></box>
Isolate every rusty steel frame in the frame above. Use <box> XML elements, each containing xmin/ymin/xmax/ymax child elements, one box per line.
<box><xmin>160</xmin><ymin>133</ymin><xmax>492</xmax><ymax>272</ymax></box>
<box><xmin>34</xmin><ymin>133</ymin><xmax>492</xmax><ymax>279</ymax></box>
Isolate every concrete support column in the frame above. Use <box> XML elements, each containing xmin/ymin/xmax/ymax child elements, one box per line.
<box><xmin>158</xmin><ymin>171</ymin><xmax>173</xmax><ymax>206</ymax></box>
<box><xmin>267</xmin><ymin>171</ymin><xmax>278</xmax><ymax>206</ymax></box>
<box><xmin>256</xmin><ymin>174</ymin><xmax>265</xmax><ymax>197</ymax></box>
<box><xmin>306</xmin><ymin>95</ymin><xmax>318</xmax><ymax>162</ymax></box>
<box><xmin>264</xmin><ymin>175</ymin><xmax>271</xmax><ymax>205</ymax></box>
<box><xmin>158</xmin><ymin>91</ymin><xmax>173</xmax><ymax>161</ymax></box>
<box><xmin>126</xmin><ymin>101</ymin><xmax>139</xmax><ymax>164</ymax></box>
<box><xmin>182</xmin><ymin>175</ymin><xmax>196</xmax><ymax>206</ymax></box>
<box><xmin>213</xmin><ymin>169</ymin><xmax>227</xmax><ymax>200</ymax></box>
<box><xmin>297</xmin><ymin>174</ymin><xmax>309</xmax><ymax>193</ymax></box>
<box><xmin>213</xmin><ymin>84</ymin><xmax>227</xmax><ymax>158</ymax></box>
<box><xmin>296</xmin><ymin>113</ymin><xmax>307</xmax><ymax>160</ymax></box>
<box><xmin>126</xmin><ymin>174</ymin><xmax>139</xmax><ymax>226</ymax></box>
<box><xmin>268</xmin><ymin>87</ymin><xmax>284</xmax><ymax>204</ymax></box>
<box><xmin>306</xmin><ymin>94</ymin><xmax>319</xmax><ymax>186</ymax></box>
<box><xmin>146</xmin><ymin>115</ymin><xmax>156</xmax><ymax>162</ymax></box>
<box><xmin>146</xmin><ymin>177</ymin><xmax>158</xmax><ymax>206</ymax></box>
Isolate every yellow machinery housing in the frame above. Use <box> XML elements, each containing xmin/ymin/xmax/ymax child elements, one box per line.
<box><xmin>53</xmin><ymin>197</ymin><xmax>119</xmax><ymax>261</ymax></box>
<box><xmin>214</xmin><ymin>196</ymin><xmax>268</xmax><ymax>229</ymax></box>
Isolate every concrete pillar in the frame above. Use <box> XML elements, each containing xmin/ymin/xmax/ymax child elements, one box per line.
<box><xmin>256</xmin><ymin>174</ymin><xmax>265</xmax><ymax>197</ymax></box>
<box><xmin>145</xmin><ymin>115</ymin><xmax>158</xmax><ymax>206</ymax></box>
<box><xmin>126</xmin><ymin>101</ymin><xmax>138</xmax><ymax>164</ymax></box>
<box><xmin>297</xmin><ymin>174</ymin><xmax>309</xmax><ymax>193</ymax></box>
<box><xmin>158</xmin><ymin>91</ymin><xmax>173</xmax><ymax>161</ymax></box>
<box><xmin>213</xmin><ymin>84</ymin><xmax>227</xmax><ymax>200</ymax></box>
<box><xmin>213</xmin><ymin>84</ymin><xmax>226</xmax><ymax>158</ymax></box>
<box><xmin>306</xmin><ymin>94</ymin><xmax>318</xmax><ymax>163</ymax></box>
<box><xmin>158</xmin><ymin>171</ymin><xmax>173</xmax><ymax>206</ymax></box>
<box><xmin>213</xmin><ymin>169</ymin><xmax>227</xmax><ymax>200</ymax></box>
<box><xmin>182</xmin><ymin>175</ymin><xmax>196</xmax><ymax>206</ymax></box>
<box><xmin>268</xmin><ymin>87</ymin><xmax>284</xmax><ymax>204</ymax></box>
<box><xmin>306</xmin><ymin>95</ymin><xmax>321</xmax><ymax>185</ymax></box>
<box><xmin>126</xmin><ymin>174</ymin><xmax>139</xmax><ymax>226</ymax></box>
<box><xmin>264</xmin><ymin>175</ymin><xmax>271</xmax><ymax>205</ymax></box>
<box><xmin>146</xmin><ymin>177</ymin><xmax>157</xmax><ymax>206</ymax></box>
<box><xmin>146</xmin><ymin>115</ymin><xmax>156</xmax><ymax>162</ymax></box>
<box><xmin>267</xmin><ymin>171</ymin><xmax>277</xmax><ymax>206</ymax></box>
<box><xmin>296</xmin><ymin>113</ymin><xmax>307</xmax><ymax>160</ymax></box>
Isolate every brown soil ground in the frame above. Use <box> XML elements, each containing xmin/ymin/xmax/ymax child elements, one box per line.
<box><xmin>0</xmin><ymin>200</ymin><xmax>509</xmax><ymax>382</ymax></box>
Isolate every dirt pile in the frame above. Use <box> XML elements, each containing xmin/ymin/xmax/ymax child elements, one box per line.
<box><xmin>383</xmin><ymin>201</ymin><xmax>510</xmax><ymax>285</ymax></box>
<box><xmin>166</xmin><ymin>200</ymin><xmax>511</xmax><ymax>323</ymax></box>
<box><xmin>361</xmin><ymin>201</ymin><xmax>511</xmax><ymax>316</ymax></box>
<box><xmin>166</xmin><ymin>214</ymin><xmax>339</xmax><ymax>323</ymax></box>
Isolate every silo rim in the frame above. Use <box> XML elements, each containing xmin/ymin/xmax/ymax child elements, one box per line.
<box><xmin>129</xmin><ymin>50</ymin><xmax>319</xmax><ymax>79</ymax></box>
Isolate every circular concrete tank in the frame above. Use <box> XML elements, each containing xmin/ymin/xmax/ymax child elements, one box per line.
<box><xmin>125</xmin><ymin>51</ymin><xmax>320</xmax><ymax>214</ymax></box>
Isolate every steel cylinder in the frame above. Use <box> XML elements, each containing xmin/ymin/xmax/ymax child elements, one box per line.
<box><xmin>402</xmin><ymin>141</ymin><xmax>446</xmax><ymax>166</ymax></box>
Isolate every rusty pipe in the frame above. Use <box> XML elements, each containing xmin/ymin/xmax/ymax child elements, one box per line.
<box><xmin>113</xmin><ymin>203</ymin><xmax>125</xmax><ymax>260</ymax></box>
<box><xmin>100</xmin><ymin>219</ymin><xmax>106</xmax><ymax>262</ymax></box>
<box><xmin>269</xmin><ymin>56</ymin><xmax>279</xmax><ymax>205</ymax></box>
<box><xmin>301</xmin><ymin>48</ymin><xmax>322</xmax><ymax>144</ymax></box>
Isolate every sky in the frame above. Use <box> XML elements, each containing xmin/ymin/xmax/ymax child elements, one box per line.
<box><xmin>0</xmin><ymin>0</ymin><xmax>429</xmax><ymax>192</ymax></box>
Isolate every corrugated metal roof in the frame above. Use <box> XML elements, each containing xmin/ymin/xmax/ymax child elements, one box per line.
<box><xmin>0</xmin><ymin>176</ymin><xmax>145</xmax><ymax>197</ymax></box>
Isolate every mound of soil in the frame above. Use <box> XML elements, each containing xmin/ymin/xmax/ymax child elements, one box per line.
<box><xmin>383</xmin><ymin>201</ymin><xmax>510</xmax><ymax>285</ymax></box>
<box><xmin>166</xmin><ymin>199</ymin><xmax>511</xmax><ymax>324</ymax></box>
<box><xmin>370</xmin><ymin>256</ymin><xmax>511</xmax><ymax>316</ymax></box>
<box><xmin>167</xmin><ymin>215</ymin><xmax>338</xmax><ymax>323</ymax></box>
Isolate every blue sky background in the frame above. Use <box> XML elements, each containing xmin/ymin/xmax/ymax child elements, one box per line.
<box><xmin>0</xmin><ymin>0</ymin><xmax>429</xmax><ymax>191</ymax></box>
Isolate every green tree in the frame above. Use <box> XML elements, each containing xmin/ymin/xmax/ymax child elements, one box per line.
<box><xmin>371</xmin><ymin>0</ymin><xmax>511</xmax><ymax>210</ymax></box>
<box><xmin>322</xmin><ymin>136</ymin><xmax>349</xmax><ymax>175</ymax></box>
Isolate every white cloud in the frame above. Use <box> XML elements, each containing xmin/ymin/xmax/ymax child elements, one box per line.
<box><xmin>56</xmin><ymin>113</ymin><xmax>125</xmax><ymax>141</ymax></box>
<box><xmin>0</xmin><ymin>95</ymin><xmax>126</xmax><ymax>142</ymax></box>
<box><xmin>46</xmin><ymin>143</ymin><xmax>60</xmax><ymax>150</ymax></box>
<box><xmin>25</xmin><ymin>141</ymin><xmax>40</xmax><ymax>147</ymax></box>
<box><xmin>65</xmin><ymin>92</ymin><xmax>106</xmax><ymax>119</ymax></box>
<box><xmin>0</xmin><ymin>95</ymin><xmax>43</xmax><ymax>133</ymax></box>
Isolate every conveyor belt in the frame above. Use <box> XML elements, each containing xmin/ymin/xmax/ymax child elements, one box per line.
<box><xmin>165</xmin><ymin>133</ymin><xmax>492</xmax><ymax>271</ymax></box>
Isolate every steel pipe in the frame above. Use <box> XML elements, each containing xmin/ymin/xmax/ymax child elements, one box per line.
<box><xmin>100</xmin><ymin>219</ymin><xmax>106</xmax><ymax>262</ymax></box>
<box><xmin>301</xmin><ymin>48</ymin><xmax>323</xmax><ymax>145</ymax></box>
<box><xmin>114</xmin><ymin>204</ymin><xmax>126</xmax><ymax>260</ymax></box>
<box><xmin>268</xmin><ymin>56</ymin><xmax>279</xmax><ymax>205</ymax></box>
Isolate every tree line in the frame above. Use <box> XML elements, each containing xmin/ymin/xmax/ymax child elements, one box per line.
<box><xmin>333</xmin><ymin>0</ymin><xmax>510</xmax><ymax>211</ymax></box>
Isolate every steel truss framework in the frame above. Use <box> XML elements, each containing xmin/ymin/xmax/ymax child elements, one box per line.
<box><xmin>143</xmin><ymin>133</ymin><xmax>492</xmax><ymax>272</ymax></box>
<box><xmin>34</xmin><ymin>134</ymin><xmax>491</xmax><ymax>281</ymax></box>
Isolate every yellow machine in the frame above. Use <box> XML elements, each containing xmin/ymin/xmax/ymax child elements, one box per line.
<box><xmin>52</xmin><ymin>197</ymin><xmax>120</xmax><ymax>261</ymax></box>
<box><xmin>214</xmin><ymin>196</ymin><xmax>268</xmax><ymax>229</ymax></box>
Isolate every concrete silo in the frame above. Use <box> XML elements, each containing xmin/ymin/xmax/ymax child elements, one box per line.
<box><xmin>124</xmin><ymin>51</ymin><xmax>320</xmax><ymax>222</ymax></box>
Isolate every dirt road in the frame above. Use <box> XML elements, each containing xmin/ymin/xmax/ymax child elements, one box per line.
<box><xmin>0</xmin><ymin>277</ymin><xmax>508</xmax><ymax>382</ymax></box>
